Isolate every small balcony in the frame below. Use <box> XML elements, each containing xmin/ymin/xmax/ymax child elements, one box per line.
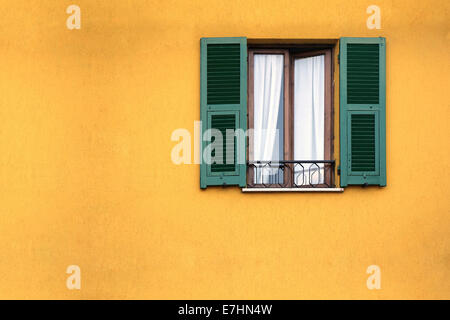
<box><xmin>244</xmin><ymin>160</ymin><xmax>343</xmax><ymax>192</ymax></box>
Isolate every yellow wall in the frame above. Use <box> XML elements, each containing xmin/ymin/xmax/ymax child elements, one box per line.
<box><xmin>0</xmin><ymin>0</ymin><xmax>449</xmax><ymax>299</ymax></box>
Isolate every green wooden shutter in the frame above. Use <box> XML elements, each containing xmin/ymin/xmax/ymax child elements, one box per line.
<box><xmin>339</xmin><ymin>37</ymin><xmax>386</xmax><ymax>187</ymax></box>
<box><xmin>200</xmin><ymin>37</ymin><xmax>247</xmax><ymax>189</ymax></box>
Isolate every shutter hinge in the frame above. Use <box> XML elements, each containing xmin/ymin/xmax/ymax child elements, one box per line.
<box><xmin>337</xmin><ymin>165</ymin><xmax>341</xmax><ymax>176</ymax></box>
<box><xmin>338</xmin><ymin>53</ymin><xmax>340</xmax><ymax>64</ymax></box>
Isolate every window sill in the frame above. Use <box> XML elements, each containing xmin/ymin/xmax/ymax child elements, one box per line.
<box><xmin>241</xmin><ymin>187</ymin><xmax>344</xmax><ymax>193</ymax></box>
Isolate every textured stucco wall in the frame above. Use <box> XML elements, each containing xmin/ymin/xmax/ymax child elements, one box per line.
<box><xmin>0</xmin><ymin>0</ymin><xmax>448</xmax><ymax>299</ymax></box>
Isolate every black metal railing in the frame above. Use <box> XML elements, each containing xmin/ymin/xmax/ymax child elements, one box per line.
<box><xmin>247</xmin><ymin>160</ymin><xmax>336</xmax><ymax>188</ymax></box>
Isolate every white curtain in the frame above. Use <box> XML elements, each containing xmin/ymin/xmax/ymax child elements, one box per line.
<box><xmin>294</xmin><ymin>55</ymin><xmax>325</xmax><ymax>185</ymax></box>
<box><xmin>253</xmin><ymin>54</ymin><xmax>284</xmax><ymax>184</ymax></box>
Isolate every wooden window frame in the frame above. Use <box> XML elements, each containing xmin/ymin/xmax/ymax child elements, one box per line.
<box><xmin>247</xmin><ymin>47</ymin><xmax>334</xmax><ymax>188</ymax></box>
<box><xmin>247</xmin><ymin>49</ymin><xmax>290</xmax><ymax>188</ymax></box>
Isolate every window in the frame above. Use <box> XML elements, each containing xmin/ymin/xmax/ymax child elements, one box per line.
<box><xmin>247</xmin><ymin>47</ymin><xmax>334</xmax><ymax>188</ymax></box>
<box><xmin>200</xmin><ymin>37</ymin><xmax>386</xmax><ymax>190</ymax></box>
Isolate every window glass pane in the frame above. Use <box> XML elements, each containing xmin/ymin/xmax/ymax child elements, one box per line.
<box><xmin>294</xmin><ymin>55</ymin><xmax>325</xmax><ymax>185</ymax></box>
<box><xmin>253</xmin><ymin>54</ymin><xmax>284</xmax><ymax>184</ymax></box>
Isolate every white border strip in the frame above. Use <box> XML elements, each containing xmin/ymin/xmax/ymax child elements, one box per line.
<box><xmin>242</xmin><ymin>188</ymin><xmax>344</xmax><ymax>193</ymax></box>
